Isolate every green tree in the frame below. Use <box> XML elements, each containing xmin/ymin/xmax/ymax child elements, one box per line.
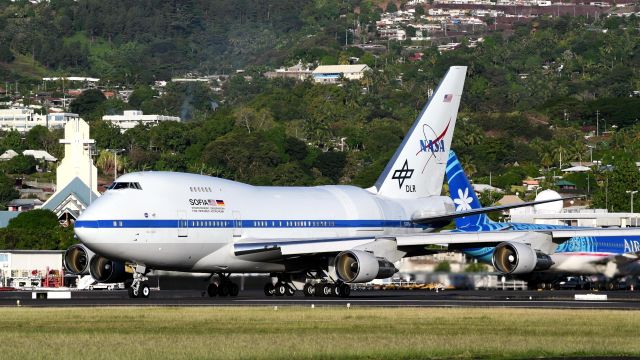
<box><xmin>592</xmin><ymin>157</ymin><xmax>640</xmax><ymax>212</ymax></box>
<box><xmin>7</xmin><ymin>209</ymin><xmax>59</xmax><ymax>230</ymax></box>
<box><xmin>3</xmin><ymin>154</ymin><xmax>37</xmax><ymax>174</ymax></box>
<box><xmin>314</xmin><ymin>151</ymin><xmax>347</xmax><ymax>182</ymax></box>
<box><xmin>465</xmin><ymin>262</ymin><xmax>487</xmax><ymax>272</ymax></box>
<box><xmin>435</xmin><ymin>261</ymin><xmax>451</xmax><ymax>273</ymax></box>
<box><xmin>70</xmin><ymin>89</ymin><xmax>107</xmax><ymax>120</ymax></box>
<box><xmin>0</xmin><ymin>174</ymin><xmax>18</xmax><ymax>209</ymax></box>
<box><xmin>0</xmin><ymin>43</ymin><xmax>14</xmax><ymax>63</ymax></box>
<box><xmin>128</xmin><ymin>85</ymin><xmax>158</xmax><ymax>109</ymax></box>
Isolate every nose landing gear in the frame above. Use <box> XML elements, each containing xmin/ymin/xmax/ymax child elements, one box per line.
<box><xmin>128</xmin><ymin>265</ymin><xmax>150</xmax><ymax>299</ymax></box>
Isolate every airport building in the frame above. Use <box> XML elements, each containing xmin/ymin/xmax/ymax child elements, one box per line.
<box><xmin>510</xmin><ymin>207</ymin><xmax>640</xmax><ymax>227</ymax></box>
<box><xmin>102</xmin><ymin>110</ymin><xmax>181</xmax><ymax>132</ymax></box>
<box><xmin>0</xmin><ymin>250</ymin><xmax>64</xmax><ymax>288</ymax></box>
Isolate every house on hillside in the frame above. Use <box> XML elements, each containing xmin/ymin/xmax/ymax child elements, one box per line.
<box><xmin>312</xmin><ymin>65</ymin><xmax>371</xmax><ymax>83</ymax></box>
<box><xmin>555</xmin><ymin>180</ymin><xmax>577</xmax><ymax>191</ymax></box>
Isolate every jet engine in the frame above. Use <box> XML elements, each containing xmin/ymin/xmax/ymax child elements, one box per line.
<box><xmin>492</xmin><ymin>242</ymin><xmax>553</xmax><ymax>275</ymax></box>
<box><xmin>64</xmin><ymin>244</ymin><xmax>95</xmax><ymax>275</ymax></box>
<box><xmin>89</xmin><ymin>255</ymin><xmax>131</xmax><ymax>283</ymax></box>
<box><xmin>335</xmin><ymin>250</ymin><xmax>397</xmax><ymax>283</ymax></box>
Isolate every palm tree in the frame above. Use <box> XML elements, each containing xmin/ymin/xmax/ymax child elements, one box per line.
<box><xmin>460</xmin><ymin>154</ymin><xmax>477</xmax><ymax>178</ymax></box>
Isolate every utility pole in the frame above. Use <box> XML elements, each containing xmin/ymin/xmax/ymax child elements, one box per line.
<box><xmin>627</xmin><ymin>190</ymin><xmax>638</xmax><ymax>213</ymax></box>
<box><xmin>596</xmin><ymin>110</ymin><xmax>599</xmax><ymax>137</ymax></box>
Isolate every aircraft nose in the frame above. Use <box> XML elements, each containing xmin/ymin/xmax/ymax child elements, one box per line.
<box><xmin>74</xmin><ymin>212</ymin><xmax>100</xmax><ymax>245</ymax></box>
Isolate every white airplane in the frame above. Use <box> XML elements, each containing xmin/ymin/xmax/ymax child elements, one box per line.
<box><xmin>68</xmin><ymin>66</ymin><xmax>568</xmax><ymax>298</ymax></box>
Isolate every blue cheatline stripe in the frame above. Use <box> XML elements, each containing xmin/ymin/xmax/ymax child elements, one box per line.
<box><xmin>75</xmin><ymin>219</ymin><xmax>420</xmax><ymax>229</ymax></box>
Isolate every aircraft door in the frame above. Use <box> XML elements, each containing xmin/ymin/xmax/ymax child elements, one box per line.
<box><xmin>178</xmin><ymin>210</ymin><xmax>188</xmax><ymax>237</ymax></box>
<box><xmin>233</xmin><ymin>211</ymin><xmax>242</xmax><ymax>239</ymax></box>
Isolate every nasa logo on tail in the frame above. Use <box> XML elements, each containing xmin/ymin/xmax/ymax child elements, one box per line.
<box><xmin>416</xmin><ymin>117</ymin><xmax>451</xmax><ymax>174</ymax></box>
<box><xmin>392</xmin><ymin>159</ymin><xmax>415</xmax><ymax>192</ymax></box>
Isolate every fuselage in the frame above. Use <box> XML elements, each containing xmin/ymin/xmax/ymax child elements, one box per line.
<box><xmin>75</xmin><ymin>171</ymin><xmax>454</xmax><ymax>273</ymax></box>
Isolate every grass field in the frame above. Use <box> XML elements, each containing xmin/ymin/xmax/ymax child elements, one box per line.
<box><xmin>0</xmin><ymin>306</ymin><xmax>638</xmax><ymax>359</ymax></box>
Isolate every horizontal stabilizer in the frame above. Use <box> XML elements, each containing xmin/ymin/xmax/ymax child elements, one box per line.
<box><xmin>412</xmin><ymin>195</ymin><xmax>583</xmax><ymax>226</ymax></box>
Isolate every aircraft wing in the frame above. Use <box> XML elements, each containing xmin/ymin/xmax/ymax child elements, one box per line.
<box><xmin>234</xmin><ymin>236</ymin><xmax>376</xmax><ymax>257</ymax></box>
<box><xmin>234</xmin><ymin>227</ymin><xmax>640</xmax><ymax>261</ymax></box>
<box><xmin>411</xmin><ymin>195</ymin><xmax>582</xmax><ymax>225</ymax></box>
<box><xmin>233</xmin><ymin>230</ymin><xmax>554</xmax><ymax>259</ymax></box>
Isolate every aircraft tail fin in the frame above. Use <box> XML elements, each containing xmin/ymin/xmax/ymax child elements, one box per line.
<box><xmin>373</xmin><ymin>66</ymin><xmax>467</xmax><ymax>199</ymax></box>
<box><xmin>445</xmin><ymin>150</ymin><xmax>493</xmax><ymax>229</ymax></box>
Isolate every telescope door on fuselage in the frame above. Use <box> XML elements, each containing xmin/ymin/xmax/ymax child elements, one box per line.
<box><xmin>178</xmin><ymin>210</ymin><xmax>188</xmax><ymax>237</ymax></box>
<box><xmin>233</xmin><ymin>211</ymin><xmax>242</xmax><ymax>238</ymax></box>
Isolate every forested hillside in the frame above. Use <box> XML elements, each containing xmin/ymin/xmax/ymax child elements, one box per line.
<box><xmin>0</xmin><ymin>0</ymin><xmax>360</xmax><ymax>81</ymax></box>
<box><xmin>1</xmin><ymin>0</ymin><xmax>640</xmax><ymax>215</ymax></box>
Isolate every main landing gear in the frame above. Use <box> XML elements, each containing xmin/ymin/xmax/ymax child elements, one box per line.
<box><xmin>302</xmin><ymin>281</ymin><xmax>351</xmax><ymax>298</ymax></box>
<box><xmin>128</xmin><ymin>265</ymin><xmax>150</xmax><ymax>299</ymax></box>
<box><xmin>206</xmin><ymin>273</ymin><xmax>240</xmax><ymax>297</ymax></box>
<box><xmin>264</xmin><ymin>278</ymin><xmax>295</xmax><ymax>296</ymax></box>
<box><xmin>263</xmin><ymin>273</ymin><xmax>351</xmax><ymax>298</ymax></box>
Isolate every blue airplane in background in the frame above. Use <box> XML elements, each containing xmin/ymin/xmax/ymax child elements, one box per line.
<box><xmin>445</xmin><ymin>151</ymin><xmax>579</xmax><ymax>263</ymax></box>
<box><xmin>445</xmin><ymin>150</ymin><xmax>640</xmax><ymax>285</ymax></box>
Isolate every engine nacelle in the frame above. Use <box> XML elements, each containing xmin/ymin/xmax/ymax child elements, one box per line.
<box><xmin>492</xmin><ymin>242</ymin><xmax>553</xmax><ymax>275</ymax></box>
<box><xmin>335</xmin><ymin>250</ymin><xmax>397</xmax><ymax>283</ymax></box>
<box><xmin>89</xmin><ymin>255</ymin><xmax>132</xmax><ymax>283</ymax></box>
<box><xmin>64</xmin><ymin>244</ymin><xmax>95</xmax><ymax>275</ymax></box>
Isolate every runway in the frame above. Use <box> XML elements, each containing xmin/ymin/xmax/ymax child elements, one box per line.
<box><xmin>2</xmin><ymin>289</ymin><xmax>640</xmax><ymax>309</ymax></box>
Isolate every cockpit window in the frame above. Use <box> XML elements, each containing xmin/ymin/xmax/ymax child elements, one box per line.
<box><xmin>107</xmin><ymin>182</ymin><xmax>142</xmax><ymax>190</ymax></box>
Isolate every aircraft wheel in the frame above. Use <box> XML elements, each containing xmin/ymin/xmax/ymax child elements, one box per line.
<box><xmin>285</xmin><ymin>285</ymin><xmax>295</xmax><ymax>296</ymax></box>
<box><xmin>339</xmin><ymin>284</ymin><xmax>351</xmax><ymax>298</ymax></box>
<box><xmin>229</xmin><ymin>283</ymin><xmax>239</xmax><ymax>297</ymax></box>
<box><xmin>606</xmin><ymin>282</ymin><xmax>614</xmax><ymax>291</ymax></box>
<box><xmin>207</xmin><ymin>283</ymin><xmax>218</xmax><ymax>297</ymax></box>
<box><xmin>218</xmin><ymin>283</ymin><xmax>230</xmax><ymax>297</ymax></box>
<box><xmin>264</xmin><ymin>283</ymin><xmax>275</xmax><ymax>296</ymax></box>
<box><xmin>140</xmin><ymin>282</ymin><xmax>150</xmax><ymax>298</ymax></box>
<box><xmin>321</xmin><ymin>283</ymin><xmax>334</xmax><ymax>297</ymax></box>
<box><xmin>128</xmin><ymin>286</ymin><xmax>139</xmax><ymax>298</ymax></box>
<box><xmin>314</xmin><ymin>283</ymin><xmax>325</xmax><ymax>297</ymax></box>
<box><xmin>275</xmin><ymin>282</ymin><xmax>287</xmax><ymax>296</ymax></box>
<box><xmin>303</xmin><ymin>283</ymin><xmax>314</xmax><ymax>297</ymax></box>
<box><xmin>546</xmin><ymin>283</ymin><xmax>554</xmax><ymax>290</ymax></box>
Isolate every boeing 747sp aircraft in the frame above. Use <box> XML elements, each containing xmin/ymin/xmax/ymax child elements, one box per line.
<box><xmin>67</xmin><ymin>66</ymin><xmax>567</xmax><ymax>299</ymax></box>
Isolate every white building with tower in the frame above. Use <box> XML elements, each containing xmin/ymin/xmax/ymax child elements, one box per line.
<box><xmin>41</xmin><ymin>117</ymin><xmax>100</xmax><ymax>225</ymax></box>
<box><xmin>102</xmin><ymin>110</ymin><xmax>181</xmax><ymax>132</ymax></box>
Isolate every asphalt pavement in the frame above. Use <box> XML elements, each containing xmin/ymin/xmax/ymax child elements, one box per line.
<box><xmin>1</xmin><ymin>289</ymin><xmax>640</xmax><ymax>309</ymax></box>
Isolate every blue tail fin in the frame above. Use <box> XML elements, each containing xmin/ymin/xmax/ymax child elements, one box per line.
<box><xmin>445</xmin><ymin>151</ymin><xmax>493</xmax><ymax>229</ymax></box>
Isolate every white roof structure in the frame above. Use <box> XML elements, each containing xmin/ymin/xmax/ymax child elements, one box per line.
<box><xmin>312</xmin><ymin>64</ymin><xmax>370</xmax><ymax>74</ymax></box>
<box><xmin>23</xmin><ymin>150</ymin><xmax>57</xmax><ymax>162</ymax></box>
<box><xmin>472</xmin><ymin>184</ymin><xmax>504</xmax><ymax>193</ymax></box>
<box><xmin>0</xmin><ymin>149</ymin><xmax>18</xmax><ymax>161</ymax></box>
<box><xmin>102</xmin><ymin>110</ymin><xmax>181</xmax><ymax>132</ymax></box>
<box><xmin>312</xmin><ymin>64</ymin><xmax>371</xmax><ymax>83</ymax></box>
<box><xmin>562</xmin><ymin>165</ymin><xmax>591</xmax><ymax>173</ymax></box>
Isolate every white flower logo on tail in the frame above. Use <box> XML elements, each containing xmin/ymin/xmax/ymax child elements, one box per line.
<box><xmin>454</xmin><ymin>188</ymin><xmax>473</xmax><ymax>212</ymax></box>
